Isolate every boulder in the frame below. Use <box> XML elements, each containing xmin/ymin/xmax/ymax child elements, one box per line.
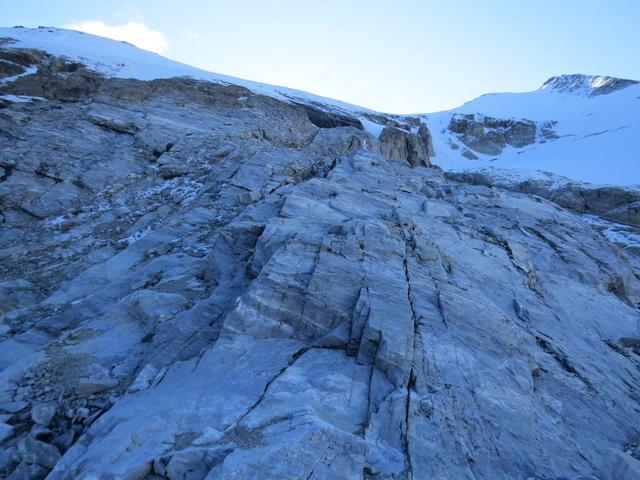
<box><xmin>17</xmin><ymin>436</ymin><xmax>61</xmax><ymax>468</ymax></box>
<box><xmin>30</xmin><ymin>402</ymin><xmax>57</xmax><ymax>427</ymax></box>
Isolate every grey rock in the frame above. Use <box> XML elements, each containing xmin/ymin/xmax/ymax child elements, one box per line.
<box><xmin>0</xmin><ymin>446</ymin><xmax>20</xmax><ymax>473</ymax></box>
<box><xmin>75</xmin><ymin>377</ymin><xmax>119</xmax><ymax>396</ymax></box>
<box><xmin>0</xmin><ymin>39</ymin><xmax>639</xmax><ymax>480</ymax></box>
<box><xmin>379</xmin><ymin>124</ymin><xmax>432</xmax><ymax>167</ymax></box>
<box><xmin>543</xmin><ymin>73</ymin><xmax>638</xmax><ymax>96</ymax></box>
<box><xmin>17</xmin><ymin>435</ymin><xmax>61</xmax><ymax>468</ymax></box>
<box><xmin>604</xmin><ymin>201</ymin><xmax>640</xmax><ymax>227</ymax></box>
<box><xmin>447</xmin><ymin>170</ymin><xmax>640</xmax><ymax>228</ymax></box>
<box><xmin>6</xmin><ymin>461</ymin><xmax>48</xmax><ymax>480</ymax></box>
<box><xmin>297</xmin><ymin>103</ymin><xmax>364</xmax><ymax>130</ymax></box>
<box><xmin>30</xmin><ymin>401</ymin><xmax>57</xmax><ymax>426</ymax></box>
<box><xmin>163</xmin><ymin>448</ymin><xmax>228</xmax><ymax>480</ymax></box>
<box><xmin>0</xmin><ymin>402</ymin><xmax>29</xmax><ymax>414</ymax></box>
<box><xmin>462</xmin><ymin>148</ymin><xmax>479</xmax><ymax>160</ymax></box>
<box><xmin>0</xmin><ymin>421</ymin><xmax>14</xmax><ymax>443</ymax></box>
<box><xmin>603</xmin><ymin>449</ymin><xmax>640</xmax><ymax>480</ymax></box>
<box><xmin>449</xmin><ymin>113</ymin><xmax>538</xmax><ymax>155</ymax></box>
<box><xmin>0</xmin><ymin>279</ymin><xmax>36</xmax><ymax>318</ymax></box>
<box><xmin>50</xmin><ymin>430</ymin><xmax>74</xmax><ymax>454</ymax></box>
<box><xmin>128</xmin><ymin>363</ymin><xmax>160</xmax><ymax>393</ymax></box>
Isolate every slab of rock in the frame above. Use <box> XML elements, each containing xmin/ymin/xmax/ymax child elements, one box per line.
<box><xmin>6</xmin><ymin>461</ymin><xmax>48</xmax><ymax>480</ymax></box>
<box><xmin>603</xmin><ymin>449</ymin><xmax>640</xmax><ymax>480</ymax></box>
<box><xmin>0</xmin><ymin>446</ymin><xmax>20</xmax><ymax>474</ymax></box>
<box><xmin>75</xmin><ymin>377</ymin><xmax>119</xmax><ymax>396</ymax></box>
<box><xmin>17</xmin><ymin>436</ymin><xmax>61</xmax><ymax>468</ymax></box>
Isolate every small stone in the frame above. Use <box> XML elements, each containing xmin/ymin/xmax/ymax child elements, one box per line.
<box><xmin>128</xmin><ymin>364</ymin><xmax>160</xmax><ymax>393</ymax></box>
<box><xmin>75</xmin><ymin>407</ymin><xmax>90</xmax><ymax>420</ymax></box>
<box><xmin>31</xmin><ymin>402</ymin><xmax>57</xmax><ymax>426</ymax></box>
<box><xmin>76</xmin><ymin>377</ymin><xmax>119</xmax><ymax>395</ymax></box>
<box><xmin>166</xmin><ymin>449</ymin><xmax>219</xmax><ymax>480</ymax></box>
<box><xmin>17</xmin><ymin>436</ymin><xmax>61</xmax><ymax>468</ymax></box>
<box><xmin>159</xmin><ymin>162</ymin><xmax>187</xmax><ymax>179</ymax></box>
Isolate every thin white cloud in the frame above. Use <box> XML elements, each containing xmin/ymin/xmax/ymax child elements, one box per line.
<box><xmin>65</xmin><ymin>21</ymin><xmax>169</xmax><ymax>54</ymax></box>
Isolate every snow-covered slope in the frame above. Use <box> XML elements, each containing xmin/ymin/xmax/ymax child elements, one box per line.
<box><xmin>0</xmin><ymin>26</ymin><xmax>373</xmax><ymax>115</ymax></box>
<box><xmin>2</xmin><ymin>26</ymin><xmax>638</xmax><ymax>187</ymax></box>
<box><xmin>423</xmin><ymin>74</ymin><xmax>640</xmax><ymax>186</ymax></box>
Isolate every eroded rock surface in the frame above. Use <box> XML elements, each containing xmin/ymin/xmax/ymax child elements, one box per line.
<box><xmin>448</xmin><ymin>113</ymin><xmax>540</xmax><ymax>155</ymax></box>
<box><xmin>446</xmin><ymin>170</ymin><xmax>640</xmax><ymax>228</ymax></box>
<box><xmin>379</xmin><ymin>124</ymin><xmax>432</xmax><ymax>168</ymax></box>
<box><xmin>0</xmin><ymin>45</ymin><xmax>639</xmax><ymax>480</ymax></box>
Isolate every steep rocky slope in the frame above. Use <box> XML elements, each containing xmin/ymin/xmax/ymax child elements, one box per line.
<box><xmin>1</xmin><ymin>28</ymin><xmax>640</xmax><ymax>480</ymax></box>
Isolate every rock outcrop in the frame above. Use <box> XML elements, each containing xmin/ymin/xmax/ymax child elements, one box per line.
<box><xmin>0</xmin><ymin>43</ymin><xmax>640</xmax><ymax>480</ymax></box>
<box><xmin>446</xmin><ymin>170</ymin><xmax>640</xmax><ymax>228</ymax></box>
<box><xmin>449</xmin><ymin>113</ymin><xmax>539</xmax><ymax>155</ymax></box>
<box><xmin>542</xmin><ymin>74</ymin><xmax>639</xmax><ymax>96</ymax></box>
<box><xmin>379</xmin><ymin>124</ymin><xmax>432</xmax><ymax>168</ymax></box>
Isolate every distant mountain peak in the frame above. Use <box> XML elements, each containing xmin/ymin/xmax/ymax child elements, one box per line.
<box><xmin>541</xmin><ymin>73</ymin><xmax>638</xmax><ymax>96</ymax></box>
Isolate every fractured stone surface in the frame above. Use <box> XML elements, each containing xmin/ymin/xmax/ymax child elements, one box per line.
<box><xmin>0</xmin><ymin>45</ymin><xmax>639</xmax><ymax>480</ymax></box>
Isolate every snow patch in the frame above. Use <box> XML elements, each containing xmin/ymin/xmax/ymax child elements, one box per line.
<box><xmin>583</xmin><ymin>215</ymin><xmax>640</xmax><ymax>253</ymax></box>
<box><xmin>360</xmin><ymin>117</ymin><xmax>385</xmax><ymax>139</ymax></box>
<box><xmin>0</xmin><ymin>65</ymin><xmax>37</xmax><ymax>85</ymax></box>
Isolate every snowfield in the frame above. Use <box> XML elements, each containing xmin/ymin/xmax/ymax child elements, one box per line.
<box><xmin>422</xmin><ymin>75</ymin><xmax>640</xmax><ymax>186</ymax></box>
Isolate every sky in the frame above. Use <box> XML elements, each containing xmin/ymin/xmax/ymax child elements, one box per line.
<box><xmin>1</xmin><ymin>0</ymin><xmax>639</xmax><ymax>113</ymax></box>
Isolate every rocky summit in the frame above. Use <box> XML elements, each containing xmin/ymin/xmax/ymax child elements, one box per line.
<box><xmin>1</xmin><ymin>27</ymin><xmax>640</xmax><ymax>480</ymax></box>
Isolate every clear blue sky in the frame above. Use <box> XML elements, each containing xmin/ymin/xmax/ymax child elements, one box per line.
<box><xmin>2</xmin><ymin>0</ymin><xmax>639</xmax><ymax>113</ymax></box>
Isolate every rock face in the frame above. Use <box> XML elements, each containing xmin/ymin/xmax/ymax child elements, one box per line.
<box><xmin>379</xmin><ymin>124</ymin><xmax>432</xmax><ymax>167</ymax></box>
<box><xmin>446</xmin><ymin>170</ymin><xmax>640</xmax><ymax>228</ymax></box>
<box><xmin>1</xmin><ymin>44</ymin><xmax>640</xmax><ymax>480</ymax></box>
<box><xmin>542</xmin><ymin>73</ymin><xmax>639</xmax><ymax>96</ymax></box>
<box><xmin>449</xmin><ymin>113</ymin><xmax>538</xmax><ymax>155</ymax></box>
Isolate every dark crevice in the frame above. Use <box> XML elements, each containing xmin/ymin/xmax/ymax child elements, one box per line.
<box><xmin>435</xmin><ymin>283</ymin><xmax>448</xmax><ymax>329</ymax></box>
<box><xmin>296</xmin><ymin>103</ymin><xmax>364</xmax><ymax>130</ymax></box>
<box><xmin>0</xmin><ymin>164</ymin><xmax>12</xmax><ymax>182</ymax></box>
<box><xmin>526</xmin><ymin>226</ymin><xmax>569</xmax><ymax>263</ymax></box>
<box><xmin>480</xmin><ymin>226</ymin><xmax>541</xmax><ymax>295</ymax></box>
<box><xmin>535</xmin><ymin>336</ymin><xmax>594</xmax><ymax>390</ymax></box>
<box><xmin>399</xmin><ymin>221</ymin><xmax>419</xmax><ymax>480</ymax></box>
<box><xmin>34</xmin><ymin>164</ymin><xmax>63</xmax><ymax>183</ymax></box>
<box><xmin>224</xmin><ymin>343</ymin><xmax>349</xmax><ymax>436</ymax></box>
